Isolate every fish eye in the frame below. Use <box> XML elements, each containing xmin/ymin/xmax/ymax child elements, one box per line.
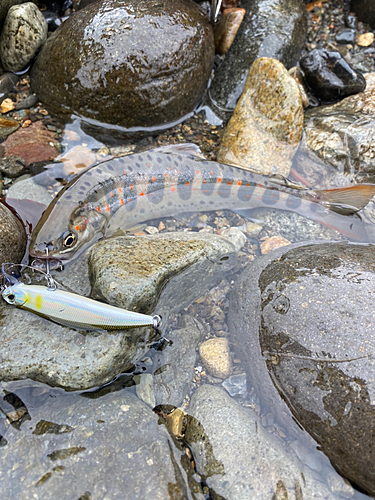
<box><xmin>62</xmin><ymin>232</ymin><xmax>76</xmax><ymax>248</ymax></box>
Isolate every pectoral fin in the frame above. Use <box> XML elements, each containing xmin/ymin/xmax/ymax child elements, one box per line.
<box><xmin>315</xmin><ymin>184</ymin><xmax>375</xmax><ymax>215</ymax></box>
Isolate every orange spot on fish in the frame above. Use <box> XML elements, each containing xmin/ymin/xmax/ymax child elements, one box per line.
<box><xmin>75</xmin><ymin>225</ymin><xmax>80</xmax><ymax>231</ymax></box>
<box><xmin>119</xmin><ymin>187</ymin><xmax>123</xmax><ymax>194</ymax></box>
<box><xmin>218</xmin><ymin>178</ymin><xmax>222</xmax><ymax>183</ymax></box>
<box><xmin>210</xmin><ymin>171</ymin><xmax>213</xmax><ymax>175</ymax></box>
<box><xmin>258</xmin><ymin>196</ymin><xmax>261</xmax><ymax>200</ymax></box>
<box><xmin>178</xmin><ymin>170</ymin><xmax>181</xmax><ymax>174</ymax></box>
<box><xmin>96</xmin><ymin>206</ymin><xmax>101</xmax><ymax>212</ymax></box>
<box><xmin>171</xmin><ymin>187</ymin><xmax>176</xmax><ymax>192</ymax></box>
<box><xmin>193</xmin><ymin>188</ymin><xmax>196</xmax><ymax>191</ymax></box>
<box><xmin>120</xmin><ymin>199</ymin><xmax>124</xmax><ymax>205</ymax></box>
<box><xmin>186</xmin><ymin>181</ymin><xmax>190</xmax><ymax>186</ymax></box>
<box><xmin>123</xmin><ymin>171</ymin><xmax>127</xmax><ymax>175</ymax></box>
<box><xmin>246</xmin><ymin>195</ymin><xmax>250</xmax><ymax>198</ymax></box>
<box><xmin>146</xmin><ymin>163</ymin><xmax>150</xmax><ymax>167</ymax></box>
<box><xmin>203</xmin><ymin>180</ymin><xmax>207</xmax><ymax>184</ymax></box>
<box><xmin>228</xmin><ymin>180</ymin><xmax>231</xmax><ymax>185</ymax></box>
<box><xmin>106</xmin><ymin>204</ymin><xmax>110</xmax><ymax>212</ymax></box>
<box><xmin>130</xmin><ymin>184</ymin><xmax>134</xmax><ymax>190</ymax></box>
<box><xmin>110</xmin><ymin>192</ymin><xmax>114</xmax><ymax>197</ymax></box>
<box><xmin>259</xmin><ymin>183</ymin><xmax>262</xmax><ymax>187</ymax></box>
<box><xmin>203</xmin><ymin>189</ymin><xmax>208</xmax><ymax>193</ymax></box>
<box><xmin>152</xmin><ymin>176</ymin><xmax>156</xmax><ymax>182</ymax></box>
<box><xmin>246</xmin><ymin>183</ymin><xmax>250</xmax><ymax>187</ymax></box>
<box><xmin>196</xmin><ymin>170</ymin><xmax>200</xmax><ymax>174</ymax></box>
<box><xmin>164</xmin><ymin>173</ymin><xmax>168</xmax><ymax>178</ymax></box>
<box><xmin>140</xmin><ymin>192</ymin><xmax>144</xmax><ymax>196</ymax></box>
<box><xmin>238</xmin><ymin>181</ymin><xmax>242</xmax><ymax>186</ymax></box>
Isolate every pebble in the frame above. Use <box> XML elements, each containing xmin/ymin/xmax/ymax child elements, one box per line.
<box><xmin>199</xmin><ymin>337</ymin><xmax>232</xmax><ymax>378</ymax></box>
<box><xmin>214</xmin><ymin>7</ymin><xmax>246</xmax><ymax>55</ymax></box>
<box><xmin>300</xmin><ymin>48</ymin><xmax>366</xmax><ymax>102</ymax></box>
<box><xmin>0</xmin><ymin>202</ymin><xmax>27</xmax><ymax>266</ymax></box>
<box><xmin>0</xmin><ymin>2</ymin><xmax>48</xmax><ymax>72</ymax></box>
<box><xmin>222</xmin><ymin>373</ymin><xmax>247</xmax><ymax>397</ymax></box>
<box><xmin>0</xmin><ymin>98</ymin><xmax>15</xmax><ymax>114</ymax></box>
<box><xmin>0</xmin><ymin>116</ymin><xmax>19</xmax><ymax>139</ymax></box>
<box><xmin>0</xmin><ymin>155</ymin><xmax>25</xmax><ymax>177</ymax></box>
<box><xmin>6</xmin><ymin>175</ymin><xmax>53</xmax><ymax>205</ymax></box>
<box><xmin>335</xmin><ymin>28</ymin><xmax>356</xmax><ymax>45</ymax></box>
<box><xmin>58</xmin><ymin>144</ymin><xmax>97</xmax><ymax>176</ymax></box>
<box><xmin>260</xmin><ymin>235</ymin><xmax>291</xmax><ymax>254</ymax></box>
<box><xmin>218</xmin><ymin>226</ymin><xmax>247</xmax><ymax>251</ymax></box>
<box><xmin>218</xmin><ymin>58</ymin><xmax>303</xmax><ymax>177</ymax></box>
<box><xmin>0</xmin><ymin>72</ymin><xmax>18</xmax><ymax>101</ymax></box>
<box><xmin>357</xmin><ymin>32</ymin><xmax>375</xmax><ymax>47</ymax></box>
<box><xmin>14</xmin><ymin>93</ymin><xmax>38</xmax><ymax>110</ymax></box>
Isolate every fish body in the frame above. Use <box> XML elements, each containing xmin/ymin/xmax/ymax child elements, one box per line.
<box><xmin>29</xmin><ymin>146</ymin><xmax>375</xmax><ymax>264</ymax></box>
<box><xmin>1</xmin><ymin>282</ymin><xmax>161</xmax><ymax>331</ymax></box>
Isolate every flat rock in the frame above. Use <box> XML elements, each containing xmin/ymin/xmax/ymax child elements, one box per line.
<box><xmin>0</xmin><ymin>202</ymin><xmax>26</xmax><ymax>265</ymax></box>
<box><xmin>301</xmin><ymin>72</ymin><xmax>375</xmax><ymax>183</ymax></box>
<box><xmin>6</xmin><ymin>175</ymin><xmax>54</xmax><ymax>206</ymax></box>
<box><xmin>300</xmin><ymin>49</ymin><xmax>366</xmax><ymax>103</ymax></box>
<box><xmin>0</xmin><ymin>383</ymin><xmax>197</xmax><ymax>499</ymax></box>
<box><xmin>31</xmin><ymin>0</ymin><xmax>214</xmax><ymax>129</ymax></box>
<box><xmin>0</xmin><ymin>2</ymin><xmax>48</xmax><ymax>72</ymax></box>
<box><xmin>187</xmin><ymin>384</ymin><xmax>339</xmax><ymax>499</ymax></box>
<box><xmin>89</xmin><ymin>232</ymin><xmax>237</xmax><ymax>316</ymax></box>
<box><xmin>229</xmin><ymin>241</ymin><xmax>375</xmax><ymax>496</ymax></box>
<box><xmin>207</xmin><ymin>0</ymin><xmax>306</xmax><ymax>122</ymax></box>
<box><xmin>217</xmin><ymin>58</ymin><xmax>303</xmax><ymax>177</ymax></box>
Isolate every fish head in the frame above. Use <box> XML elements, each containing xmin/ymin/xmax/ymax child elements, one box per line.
<box><xmin>30</xmin><ymin>206</ymin><xmax>107</xmax><ymax>265</ymax></box>
<box><xmin>2</xmin><ymin>284</ymin><xmax>28</xmax><ymax>307</ymax></box>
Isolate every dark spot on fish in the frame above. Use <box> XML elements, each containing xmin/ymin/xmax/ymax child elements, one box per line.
<box><xmin>107</xmin><ymin>165</ymin><xmax>114</xmax><ymax>171</ymax></box>
<box><xmin>177</xmin><ymin>171</ymin><xmax>192</xmax><ymax>201</ymax></box>
<box><xmin>174</xmin><ymin>160</ymin><xmax>179</xmax><ymax>167</ymax></box>
<box><xmin>177</xmin><ymin>156</ymin><xmax>183</xmax><ymax>161</ymax></box>
<box><xmin>249</xmin><ymin>173</ymin><xmax>254</xmax><ymax>178</ymax></box>
<box><xmin>80</xmin><ymin>186</ymin><xmax>86</xmax><ymax>191</ymax></box>
<box><xmin>209</xmin><ymin>200</ymin><xmax>214</xmax><ymax>205</ymax></box>
<box><xmin>202</xmin><ymin>161</ymin><xmax>209</xmax><ymax>165</ymax></box>
<box><xmin>310</xmin><ymin>201</ymin><xmax>319</xmax><ymax>212</ymax></box>
<box><xmin>65</xmin><ymin>195</ymin><xmax>72</xmax><ymax>200</ymax></box>
<box><xmin>199</xmin><ymin>200</ymin><xmax>205</xmax><ymax>205</ymax></box>
<box><xmin>137</xmin><ymin>155</ymin><xmax>144</xmax><ymax>162</ymax></box>
<box><xmin>263</xmin><ymin>181</ymin><xmax>268</xmax><ymax>186</ymax></box>
<box><xmin>147</xmin><ymin>155</ymin><xmax>152</xmax><ymax>161</ymax></box>
<box><xmin>86</xmin><ymin>171</ymin><xmax>92</xmax><ymax>176</ymax></box>
<box><xmin>285</xmin><ymin>194</ymin><xmax>301</xmax><ymax>209</ymax></box>
<box><xmin>135</xmin><ymin>163</ymin><xmax>141</xmax><ymax>169</ymax></box>
<box><xmin>238</xmin><ymin>182</ymin><xmax>256</xmax><ymax>202</ymax></box>
<box><xmin>148</xmin><ymin>173</ymin><xmax>164</xmax><ymax>204</ymax></box>
<box><xmin>96</xmin><ymin>169</ymin><xmax>102</xmax><ymax>174</ymax></box>
<box><xmin>168</xmin><ymin>202</ymin><xmax>173</xmax><ymax>207</ymax></box>
<box><xmin>262</xmin><ymin>189</ymin><xmax>279</xmax><ymax>205</ymax></box>
<box><xmin>84</xmin><ymin>182</ymin><xmax>91</xmax><ymax>187</ymax></box>
<box><xmin>140</xmin><ymin>208</ymin><xmax>145</xmax><ymax>214</ymax></box>
<box><xmin>128</xmin><ymin>166</ymin><xmax>133</xmax><ymax>172</ymax></box>
<box><xmin>157</xmin><ymin>157</ymin><xmax>163</xmax><ymax>163</ymax></box>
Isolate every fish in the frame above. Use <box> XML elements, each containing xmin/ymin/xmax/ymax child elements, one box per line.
<box><xmin>1</xmin><ymin>281</ymin><xmax>162</xmax><ymax>332</ymax></box>
<box><xmin>29</xmin><ymin>144</ymin><xmax>375</xmax><ymax>266</ymax></box>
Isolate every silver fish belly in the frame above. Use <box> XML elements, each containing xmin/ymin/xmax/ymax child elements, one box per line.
<box><xmin>29</xmin><ymin>148</ymin><xmax>375</xmax><ymax>264</ymax></box>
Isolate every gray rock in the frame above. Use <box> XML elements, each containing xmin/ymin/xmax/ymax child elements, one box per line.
<box><xmin>207</xmin><ymin>0</ymin><xmax>306</xmax><ymax>122</ymax></box>
<box><xmin>301</xmin><ymin>72</ymin><xmax>375</xmax><ymax>183</ymax></box>
<box><xmin>31</xmin><ymin>0</ymin><xmax>214</xmax><ymax>129</ymax></box>
<box><xmin>6</xmin><ymin>175</ymin><xmax>54</xmax><ymax>205</ymax></box>
<box><xmin>229</xmin><ymin>241</ymin><xmax>375</xmax><ymax>497</ymax></box>
<box><xmin>0</xmin><ymin>2</ymin><xmax>48</xmax><ymax>73</ymax></box>
<box><xmin>153</xmin><ymin>315</ymin><xmax>203</xmax><ymax>406</ymax></box>
<box><xmin>0</xmin><ymin>72</ymin><xmax>19</xmax><ymax>100</ymax></box>
<box><xmin>89</xmin><ymin>232</ymin><xmax>237</xmax><ymax>316</ymax></box>
<box><xmin>0</xmin><ymin>0</ymin><xmax>29</xmax><ymax>31</ymax></box>
<box><xmin>0</xmin><ymin>383</ymin><xmax>199</xmax><ymax>499</ymax></box>
<box><xmin>0</xmin><ymin>202</ymin><xmax>26</xmax><ymax>266</ymax></box>
<box><xmin>0</xmin><ymin>155</ymin><xmax>25</xmax><ymax>177</ymax></box>
<box><xmin>187</xmin><ymin>384</ymin><xmax>339</xmax><ymax>499</ymax></box>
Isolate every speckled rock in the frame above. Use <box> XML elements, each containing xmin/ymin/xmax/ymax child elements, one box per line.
<box><xmin>187</xmin><ymin>384</ymin><xmax>340</xmax><ymax>499</ymax></box>
<box><xmin>0</xmin><ymin>382</ymin><xmax>199</xmax><ymax>499</ymax></box>
<box><xmin>229</xmin><ymin>241</ymin><xmax>375</xmax><ymax>497</ymax></box>
<box><xmin>300</xmin><ymin>49</ymin><xmax>366</xmax><ymax>103</ymax></box>
<box><xmin>0</xmin><ymin>155</ymin><xmax>25</xmax><ymax>177</ymax></box>
<box><xmin>207</xmin><ymin>0</ymin><xmax>306</xmax><ymax>122</ymax></box>
<box><xmin>199</xmin><ymin>338</ymin><xmax>232</xmax><ymax>378</ymax></box>
<box><xmin>0</xmin><ymin>202</ymin><xmax>26</xmax><ymax>265</ymax></box>
<box><xmin>0</xmin><ymin>2</ymin><xmax>48</xmax><ymax>73</ymax></box>
<box><xmin>89</xmin><ymin>232</ymin><xmax>237</xmax><ymax>316</ymax></box>
<box><xmin>301</xmin><ymin>72</ymin><xmax>375</xmax><ymax>183</ymax></box>
<box><xmin>31</xmin><ymin>0</ymin><xmax>214</xmax><ymax>128</ymax></box>
<box><xmin>0</xmin><ymin>0</ymin><xmax>28</xmax><ymax>31</ymax></box>
<box><xmin>217</xmin><ymin>58</ymin><xmax>303</xmax><ymax>177</ymax></box>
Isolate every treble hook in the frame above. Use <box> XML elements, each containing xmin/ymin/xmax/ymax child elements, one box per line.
<box><xmin>45</xmin><ymin>247</ymin><xmax>56</xmax><ymax>291</ymax></box>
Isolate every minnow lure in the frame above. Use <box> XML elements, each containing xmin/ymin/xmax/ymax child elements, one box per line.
<box><xmin>29</xmin><ymin>144</ymin><xmax>375</xmax><ymax>265</ymax></box>
<box><xmin>1</xmin><ymin>282</ymin><xmax>161</xmax><ymax>332</ymax></box>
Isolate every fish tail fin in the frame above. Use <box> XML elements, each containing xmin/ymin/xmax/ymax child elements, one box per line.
<box><xmin>315</xmin><ymin>184</ymin><xmax>375</xmax><ymax>215</ymax></box>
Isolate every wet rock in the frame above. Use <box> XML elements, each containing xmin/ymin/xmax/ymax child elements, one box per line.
<box><xmin>153</xmin><ymin>315</ymin><xmax>203</xmax><ymax>406</ymax></box>
<box><xmin>15</xmin><ymin>93</ymin><xmax>38</xmax><ymax>110</ymax></box>
<box><xmin>345</xmin><ymin>12</ymin><xmax>358</xmax><ymax>30</ymax></box>
<box><xmin>300</xmin><ymin>49</ymin><xmax>366</xmax><ymax>102</ymax></box>
<box><xmin>0</xmin><ymin>97</ymin><xmax>15</xmax><ymax>113</ymax></box>
<box><xmin>0</xmin><ymin>384</ymin><xmax>197</xmax><ymax>499</ymax></box>
<box><xmin>0</xmin><ymin>202</ymin><xmax>26</xmax><ymax>265</ymax></box>
<box><xmin>260</xmin><ymin>235</ymin><xmax>291</xmax><ymax>254</ymax></box>
<box><xmin>199</xmin><ymin>337</ymin><xmax>232</xmax><ymax>378</ymax></box>
<box><xmin>0</xmin><ymin>155</ymin><xmax>25</xmax><ymax>177</ymax></box>
<box><xmin>2</xmin><ymin>120</ymin><xmax>59</xmax><ymax>166</ymax></box>
<box><xmin>351</xmin><ymin>0</ymin><xmax>375</xmax><ymax>29</ymax></box>
<box><xmin>31</xmin><ymin>0</ymin><xmax>214</xmax><ymax>129</ymax></box>
<box><xmin>229</xmin><ymin>241</ymin><xmax>375</xmax><ymax>496</ymax></box>
<box><xmin>187</xmin><ymin>384</ymin><xmax>338</xmax><ymax>499</ymax></box>
<box><xmin>289</xmin><ymin>66</ymin><xmax>309</xmax><ymax>108</ymax></box>
<box><xmin>134</xmin><ymin>373</ymin><xmax>155</xmax><ymax>408</ymax></box>
<box><xmin>207</xmin><ymin>0</ymin><xmax>306</xmax><ymax>122</ymax></box>
<box><xmin>6</xmin><ymin>175</ymin><xmax>54</xmax><ymax>205</ymax></box>
<box><xmin>302</xmin><ymin>72</ymin><xmax>375</xmax><ymax>183</ymax></box>
<box><xmin>0</xmin><ymin>2</ymin><xmax>48</xmax><ymax>73</ymax></box>
<box><xmin>221</xmin><ymin>372</ymin><xmax>247</xmax><ymax>397</ymax></box>
<box><xmin>0</xmin><ymin>72</ymin><xmax>18</xmax><ymax>101</ymax></box>
<box><xmin>0</xmin><ymin>116</ymin><xmax>19</xmax><ymax>139</ymax></box>
<box><xmin>0</xmin><ymin>0</ymin><xmax>28</xmax><ymax>31</ymax></box>
<box><xmin>335</xmin><ymin>28</ymin><xmax>356</xmax><ymax>45</ymax></box>
<box><xmin>214</xmin><ymin>7</ymin><xmax>245</xmax><ymax>55</ymax></box>
<box><xmin>218</xmin><ymin>226</ymin><xmax>247</xmax><ymax>251</ymax></box>
<box><xmin>89</xmin><ymin>232</ymin><xmax>237</xmax><ymax>316</ymax></box>
<box><xmin>217</xmin><ymin>58</ymin><xmax>303</xmax><ymax>177</ymax></box>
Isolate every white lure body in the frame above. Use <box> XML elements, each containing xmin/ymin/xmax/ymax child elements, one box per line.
<box><xmin>1</xmin><ymin>282</ymin><xmax>160</xmax><ymax>331</ymax></box>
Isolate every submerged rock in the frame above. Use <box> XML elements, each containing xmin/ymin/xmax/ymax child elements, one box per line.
<box><xmin>0</xmin><ymin>2</ymin><xmax>48</xmax><ymax>73</ymax></box>
<box><xmin>31</xmin><ymin>0</ymin><xmax>214</xmax><ymax>129</ymax></box>
<box><xmin>187</xmin><ymin>384</ymin><xmax>339</xmax><ymax>499</ymax></box>
<box><xmin>217</xmin><ymin>58</ymin><xmax>303</xmax><ymax>177</ymax></box>
<box><xmin>302</xmin><ymin>72</ymin><xmax>375</xmax><ymax>183</ymax></box>
<box><xmin>0</xmin><ymin>202</ymin><xmax>26</xmax><ymax>265</ymax></box>
<box><xmin>0</xmin><ymin>384</ymin><xmax>198</xmax><ymax>499</ymax></box>
<box><xmin>300</xmin><ymin>49</ymin><xmax>366</xmax><ymax>102</ymax></box>
<box><xmin>207</xmin><ymin>0</ymin><xmax>306</xmax><ymax>122</ymax></box>
<box><xmin>229</xmin><ymin>241</ymin><xmax>375</xmax><ymax>496</ymax></box>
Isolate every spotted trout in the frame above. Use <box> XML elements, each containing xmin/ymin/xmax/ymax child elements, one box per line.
<box><xmin>29</xmin><ymin>145</ymin><xmax>375</xmax><ymax>265</ymax></box>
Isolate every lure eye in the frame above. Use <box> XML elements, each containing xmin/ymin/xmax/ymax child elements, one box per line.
<box><xmin>6</xmin><ymin>293</ymin><xmax>15</xmax><ymax>303</ymax></box>
<box><xmin>62</xmin><ymin>232</ymin><xmax>76</xmax><ymax>248</ymax></box>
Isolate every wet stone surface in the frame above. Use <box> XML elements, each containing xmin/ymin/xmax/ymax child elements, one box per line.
<box><xmin>229</xmin><ymin>241</ymin><xmax>375</xmax><ymax>497</ymax></box>
<box><xmin>0</xmin><ymin>202</ymin><xmax>26</xmax><ymax>266</ymax></box>
<box><xmin>0</xmin><ymin>384</ymin><xmax>198</xmax><ymax>500</ymax></box>
<box><xmin>31</xmin><ymin>0</ymin><xmax>214</xmax><ymax>128</ymax></box>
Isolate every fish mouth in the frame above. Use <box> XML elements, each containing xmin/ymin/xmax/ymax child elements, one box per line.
<box><xmin>31</xmin><ymin>257</ymin><xmax>63</xmax><ymax>272</ymax></box>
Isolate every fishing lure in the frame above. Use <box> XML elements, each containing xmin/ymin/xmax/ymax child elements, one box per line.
<box><xmin>1</xmin><ymin>264</ymin><xmax>161</xmax><ymax>332</ymax></box>
<box><xmin>29</xmin><ymin>144</ymin><xmax>375</xmax><ymax>267</ymax></box>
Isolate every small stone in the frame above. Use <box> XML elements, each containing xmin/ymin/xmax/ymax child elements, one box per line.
<box><xmin>260</xmin><ymin>235</ymin><xmax>291</xmax><ymax>254</ymax></box>
<box><xmin>0</xmin><ymin>116</ymin><xmax>19</xmax><ymax>139</ymax></box>
<box><xmin>222</xmin><ymin>373</ymin><xmax>247</xmax><ymax>397</ymax></box>
<box><xmin>243</xmin><ymin>221</ymin><xmax>262</xmax><ymax>237</ymax></box>
<box><xmin>0</xmin><ymin>98</ymin><xmax>15</xmax><ymax>113</ymax></box>
<box><xmin>289</xmin><ymin>67</ymin><xmax>310</xmax><ymax>108</ymax></box>
<box><xmin>335</xmin><ymin>28</ymin><xmax>356</xmax><ymax>45</ymax></box>
<box><xmin>214</xmin><ymin>8</ymin><xmax>246</xmax><ymax>55</ymax></box>
<box><xmin>0</xmin><ymin>155</ymin><xmax>25</xmax><ymax>177</ymax></box>
<box><xmin>60</xmin><ymin>145</ymin><xmax>97</xmax><ymax>176</ymax></box>
<box><xmin>144</xmin><ymin>226</ymin><xmax>159</xmax><ymax>235</ymax></box>
<box><xmin>199</xmin><ymin>338</ymin><xmax>232</xmax><ymax>378</ymax></box>
<box><xmin>357</xmin><ymin>32</ymin><xmax>374</xmax><ymax>47</ymax></box>
<box><xmin>218</xmin><ymin>58</ymin><xmax>303</xmax><ymax>177</ymax></box>
<box><xmin>21</xmin><ymin>119</ymin><xmax>31</xmax><ymax>128</ymax></box>
<box><xmin>0</xmin><ymin>2</ymin><xmax>48</xmax><ymax>72</ymax></box>
<box><xmin>158</xmin><ymin>221</ymin><xmax>165</xmax><ymax>231</ymax></box>
<box><xmin>219</xmin><ymin>226</ymin><xmax>247</xmax><ymax>251</ymax></box>
<box><xmin>345</xmin><ymin>12</ymin><xmax>358</xmax><ymax>30</ymax></box>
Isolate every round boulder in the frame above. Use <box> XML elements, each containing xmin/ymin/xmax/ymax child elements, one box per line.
<box><xmin>0</xmin><ymin>202</ymin><xmax>27</xmax><ymax>265</ymax></box>
<box><xmin>31</xmin><ymin>0</ymin><xmax>214</xmax><ymax>129</ymax></box>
